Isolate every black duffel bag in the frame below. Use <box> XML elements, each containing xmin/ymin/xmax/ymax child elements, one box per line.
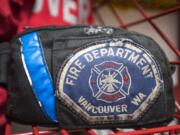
<box><xmin>0</xmin><ymin>25</ymin><xmax>175</xmax><ymax>129</ymax></box>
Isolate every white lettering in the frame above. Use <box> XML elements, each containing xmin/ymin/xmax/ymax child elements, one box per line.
<box><xmin>116</xmin><ymin>48</ymin><xmax>124</xmax><ymax>57</ymax></box>
<box><xmin>107</xmin><ymin>48</ymin><xmax>115</xmax><ymax>56</ymax></box>
<box><xmin>48</xmin><ymin>0</ymin><xmax>60</xmax><ymax>17</ymax></box>
<box><xmin>82</xmin><ymin>47</ymin><xmax>154</xmax><ymax>80</ymax></box>
<box><xmin>98</xmin><ymin>106</ymin><xmax>104</xmax><ymax>113</ymax></box>
<box><xmin>100</xmin><ymin>48</ymin><xmax>108</xmax><ymax>56</ymax></box>
<box><xmin>141</xmin><ymin>65</ymin><xmax>153</xmax><ymax>78</ymax></box>
<box><xmin>92</xmin><ymin>107</ymin><xmax>97</xmax><ymax>114</ymax></box>
<box><xmin>33</xmin><ymin>0</ymin><xmax>43</xmax><ymax>13</ymax></box>
<box><xmin>124</xmin><ymin>49</ymin><xmax>131</xmax><ymax>59</ymax></box>
<box><xmin>78</xmin><ymin>96</ymin><xmax>85</xmax><ymax>103</ymax></box>
<box><xmin>69</xmin><ymin>67</ymin><xmax>80</xmax><ymax>77</ymax></box>
<box><xmin>84</xmin><ymin>53</ymin><xmax>93</xmax><ymax>63</ymax></box>
<box><xmin>116</xmin><ymin>105</ymin><xmax>121</xmax><ymax>112</ymax></box>
<box><xmin>92</xmin><ymin>50</ymin><xmax>100</xmax><ymax>59</ymax></box>
<box><xmin>122</xmin><ymin>104</ymin><xmax>127</xmax><ymax>112</ymax></box>
<box><xmin>128</xmin><ymin>52</ymin><xmax>140</xmax><ymax>63</ymax></box>
<box><xmin>109</xmin><ymin>106</ymin><xmax>115</xmax><ymax>112</ymax></box>
<box><xmin>33</xmin><ymin>0</ymin><xmax>59</xmax><ymax>16</ymax></box>
<box><xmin>78</xmin><ymin>96</ymin><xmax>128</xmax><ymax>113</ymax></box>
<box><xmin>139</xmin><ymin>92</ymin><xmax>146</xmax><ymax>99</ymax></box>
<box><xmin>131</xmin><ymin>96</ymin><xmax>141</xmax><ymax>106</ymax></box>
<box><xmin>131</xmin><ymin>92</ymin><xmax>146</xmax><ymax>106</ymax></box>
<box><xmin>65</xmin><ymin>78</ymin><xmax>75</xmax><ymax>86</ymax></box>
<box><xmin>74</xmin><ymin>59</ymin><xmax>85</xmax><ymax>70</ymax></box>
<box><xmin>146</xmin><ymin>72</ymin><xmax>153</xmax><ymax>78</ymax></box>
<box><xmin>64</xmin><ymin>0</ymin><xmax>77</xmax><ymax>24</ymax></box>
<box><xmin>136</xmin><ymin>58</ymin><xmax>146</xmax><ymax>69</ymax></box>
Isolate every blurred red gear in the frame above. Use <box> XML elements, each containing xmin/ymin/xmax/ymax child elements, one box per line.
<box><xmin>0</xmin><ymin>86</ymin><xmax>7</xmax><ymax>125</ymax></box>
<box><xmin>0</xmin><ymin>0</ymin><xmax>94</xmax><ymax>42</ymax></box>
<box><xmin>0</xmin><ymin>86</ymin><xmax>7</xmax><ymax>135</ymax></box>
<box><xmin>0</xmin><ymin>0</ymin><xmax>34</xmax><ymax>41</ymax></box>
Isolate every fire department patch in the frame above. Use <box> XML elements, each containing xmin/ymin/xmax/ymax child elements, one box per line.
<box><xmin>57</xmin><ymin>38</ymin><xmax>164</xmax><ymax>124</ymax></box>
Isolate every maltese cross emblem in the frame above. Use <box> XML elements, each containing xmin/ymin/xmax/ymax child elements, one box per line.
<box><xmin>89</xmin><ymin>61</ymin><xmax>131</xmax><ymax>103</ymax></box>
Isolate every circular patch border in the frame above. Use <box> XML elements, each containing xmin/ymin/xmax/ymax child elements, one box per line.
<box><xmin>56</xmin><ymin>38</ymin><xmax>164</xmax><ymax>124</ymax></box>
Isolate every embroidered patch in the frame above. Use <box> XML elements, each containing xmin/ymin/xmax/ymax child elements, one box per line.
<box><xmin>57</xmin><ymin>38</ymin><xmax>163</xmax><ymax>124</ymax></box>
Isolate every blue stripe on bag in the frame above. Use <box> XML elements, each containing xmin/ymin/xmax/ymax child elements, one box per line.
<box><xmin>20</xmin><ymin>32</ymin><xmax>57</xmax><ymax>122</ymax></box>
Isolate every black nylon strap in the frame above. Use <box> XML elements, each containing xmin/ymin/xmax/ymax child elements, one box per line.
<box><xmin>0</xmin><ymin>42</ymin><xmax>10</xmax><ymax>87</ymax></box>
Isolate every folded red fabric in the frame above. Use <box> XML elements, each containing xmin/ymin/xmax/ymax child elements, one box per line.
<box><xmin>0</xmin><ymin>86</ymin><xmax>7</xmax><ymax>126</ymax></box>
